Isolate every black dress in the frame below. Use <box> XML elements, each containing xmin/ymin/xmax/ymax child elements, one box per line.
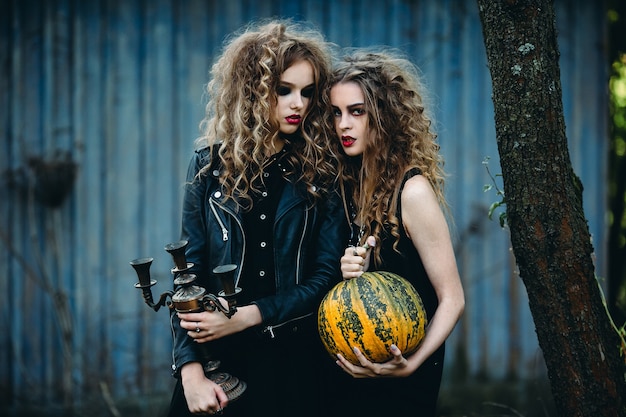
<box><xmin>322</xmin><ymin>169</ymin><xmax>444</xmax><ymax>417</ymax></box>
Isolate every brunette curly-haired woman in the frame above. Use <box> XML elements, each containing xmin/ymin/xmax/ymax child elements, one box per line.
<box><xmin>325</xmin><ymin>49</ymin><xmax>465</xmax><ymax>416</ymax></box>
<box><xmin>167</xmin><ymin>20</ymin><xmax>348</xmax><ymax>417</ymax></box>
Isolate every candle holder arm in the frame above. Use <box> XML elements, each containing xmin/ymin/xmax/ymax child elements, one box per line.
<box><xmin>200</xmin><ymin>293</ymin><xmax>237</xmax><ymax>318</ymax></box>
<box><xmin>135</xmin><ymin>286</ymin><xmax>173</xmax><ymax>312</ymax></box>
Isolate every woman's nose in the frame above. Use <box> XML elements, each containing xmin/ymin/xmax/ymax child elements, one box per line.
<box><xmin>290</xmin><ymin>94</ymin><xmax>304</xmax><ymax>109</ymax></box>
<box><xmin>338</xmin><ymin>114</ymin><xmax>351</xmax><ymax>130</ymax></box>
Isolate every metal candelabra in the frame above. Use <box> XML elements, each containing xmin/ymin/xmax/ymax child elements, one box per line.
<box><xmin>130</xmin><ymin>240</ymin><xmax>246</xmax><ymax>402</ymax></box>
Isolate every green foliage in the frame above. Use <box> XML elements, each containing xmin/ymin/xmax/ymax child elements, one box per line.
<box><xmin>483</xmin><ymin>156</ymin><xmax>507</xmax><ymax>227</ymax></box>
<box><xmin>597</xmin><ymin>274</ymin><xmax>626</xmax><ymax>364</ymax></box>
<box><xmin>610</xmin><ymin>54</ymin><xmax>626</xmax><ymax>318</ymax></box>
<box><xmin>611</xmin><ymin>58</ymin><xmax>626</xmax><ymax>110</ymax></box>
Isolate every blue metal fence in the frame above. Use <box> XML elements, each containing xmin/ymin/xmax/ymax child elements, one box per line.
<box><xmin>0</xmin><ymin>0</ymin><xmax>608</xmax><ymax>412</ymax></box>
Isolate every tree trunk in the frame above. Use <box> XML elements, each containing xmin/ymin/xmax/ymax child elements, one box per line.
<box><xmin>476</xmin><ymin>1</ymin><xmax>626</xmax><ymax>415</ymax></box>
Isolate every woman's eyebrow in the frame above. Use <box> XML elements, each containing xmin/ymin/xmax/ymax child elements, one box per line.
<box><xmin>279</xmin><ymin>81</ymin><xmax>315</xmax><ymax>89</ymax></box>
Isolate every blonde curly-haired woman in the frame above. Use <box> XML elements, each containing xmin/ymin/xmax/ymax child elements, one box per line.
<box><xmin>168</xmin><ymin>20</ymin><xmax>348</xmax><ymax>417</ymax></box>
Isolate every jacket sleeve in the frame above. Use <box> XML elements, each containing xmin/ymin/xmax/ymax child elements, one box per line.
<box><xmin>254</xmin><ymin>186</ymin><xmax>351</xmax><ymax>325</ymax></box>
<box><xmin>169</xmin><ymin>147</ymin><xmax>213</xmax><ymax>377</ymax></box>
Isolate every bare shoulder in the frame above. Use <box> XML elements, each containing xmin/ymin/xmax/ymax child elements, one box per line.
<box><xmin>401</xmin><ymin>174</ymin><xmax>447</xmax><ymax>240</ymax></box>
<box><xmin>401</xmin><ymin>174</ymin><xmax>437</xmax><ymax>206</ymax></box>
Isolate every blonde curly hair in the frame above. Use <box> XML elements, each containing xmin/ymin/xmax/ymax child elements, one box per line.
<box><xmin>332</xmin><ymin>49</ymin><xmax>448</xmax><ymax>265</ymax></box>
<box><xmin>196</xmin><ymin>19</ymin><xmax>340</xmax><ymax>208</ymax></box>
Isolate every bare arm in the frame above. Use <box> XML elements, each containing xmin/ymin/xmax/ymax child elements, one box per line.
<box><xmin>398</xmin><ymin>175</ymin><xmax>465</xmax><ymax>374</ymax></box>
<box><xmin>336</xmin><ymin>175</ymin><xmax>464</xmax><ymax>378</ymax></box>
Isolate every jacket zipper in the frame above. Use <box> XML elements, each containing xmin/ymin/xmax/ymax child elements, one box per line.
<box><xmin>209</xmin><ymin>198</ymin><xmax>229</xmax><ymax>241</ymax></box>
<box><xmin>212</xmin><ymin>198</ymin><xmax>246</xmax><ymax>287</ymax></box>
<box><xmin>294</xmin><ymin>208</ymin><xmax>309</xmax><ymax>285</ymax></box>
<box><xmin>262</xmin><ymin>312</ymin><xmax>313</xmax><ymax>339</ymax></box>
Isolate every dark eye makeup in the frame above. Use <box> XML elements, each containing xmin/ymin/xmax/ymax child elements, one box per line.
<box><xmin>276</xmin><ymin>84</ymin><xmax>315</xmax><ymax>98</ymax></box>
<box><xmin>331</xmin><ymin>105</ymin><xmax>366</xmax><ymax>117</ymax></box>
<box><xmin>302</xmin><ymin>86</ymin><xmax>314</xmax><ymax>98</ymax></box>
<box><xmin>277</xmin><ymin>86</ymin><xmax>291</xmax><ymax>96</ymax></box>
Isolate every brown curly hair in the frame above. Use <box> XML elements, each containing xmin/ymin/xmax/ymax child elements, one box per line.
<box><xmin>195</xmin><ymin>19</ymin><xmax>340</xmax><ymax>209</ymax></box>
<box><xmin>332</xmin><ymin>49</ymin><xmax>449</xmax><ymax>266</ymax></box>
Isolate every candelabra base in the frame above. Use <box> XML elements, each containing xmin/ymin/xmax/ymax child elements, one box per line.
<box><xmin>207</xmin><ymin>370</ymin><xmax>247</xmax><ymax>402</ymax></box>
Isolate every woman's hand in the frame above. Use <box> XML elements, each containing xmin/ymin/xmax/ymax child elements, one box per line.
<box><xmin>340</xmin><ymin>235</ymin><xmax>376</xmax><ymax>280</ymax></box>
<box><xmin>335</xmin><ymin>344</ymin><xmax>413</xmax><ymax>378</ymax></box>
<box><xmin>179</xmin><ymin>303</ymin><xmax>262</xmax><ymax>343</ymax></box>
<box><xmin>181</xmin><ymin>362</ymin><xmax>228</xmax><ymax>414</ymax></box>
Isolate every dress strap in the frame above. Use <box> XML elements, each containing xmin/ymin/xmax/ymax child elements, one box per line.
<box><xmin>397</xmin><ymin>168</ymin><xmax>422</xmax><ymax>216</ymax></box>
<box><xmin>399</xmin><ymin>168</ymin><xmax>421</xmax><ymax>193</ymax></box>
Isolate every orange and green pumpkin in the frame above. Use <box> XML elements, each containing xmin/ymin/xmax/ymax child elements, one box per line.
<box><xmin>317</xmin><ymin>271</ymin><xmax>427</xmax><ymax>365</ymax></box>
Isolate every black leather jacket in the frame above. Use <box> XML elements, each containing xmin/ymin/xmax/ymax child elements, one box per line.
<box><xmin>169</xmin><ymin>147</ymin><xmax>349</xmax><ymax>376</ymax></box>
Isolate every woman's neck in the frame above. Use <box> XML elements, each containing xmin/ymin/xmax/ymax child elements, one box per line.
<box><xmin>266</xmin><ymin>136</ymin><xmax>286</xmax><ymax>157</ymax></box>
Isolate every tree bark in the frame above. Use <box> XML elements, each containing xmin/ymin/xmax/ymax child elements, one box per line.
<box><xmin>476</xmin><ymin>1</ymin><xmax>626</xmax><ymax>415</ymax></box>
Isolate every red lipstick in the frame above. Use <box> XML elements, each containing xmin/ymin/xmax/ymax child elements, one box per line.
<box><xmin>342</xmin><ymin>135</ymin><xmax>356</xmax><ymax>147</ymax></box>
<box><xmin>286</xmin><ymin>114</ymin><xmax>301</xmax><ymax>124</ymax></box>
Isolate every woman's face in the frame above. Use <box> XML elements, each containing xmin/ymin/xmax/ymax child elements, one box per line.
<box><xmin>274</xmin><ymin>60</ymin><xmax>315</xmax><ymax>135</ymax></box>
<box><xmin>330</xmin><ymin>81</ymin><xmax>371</xmax><ymax>157</ymax></box>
